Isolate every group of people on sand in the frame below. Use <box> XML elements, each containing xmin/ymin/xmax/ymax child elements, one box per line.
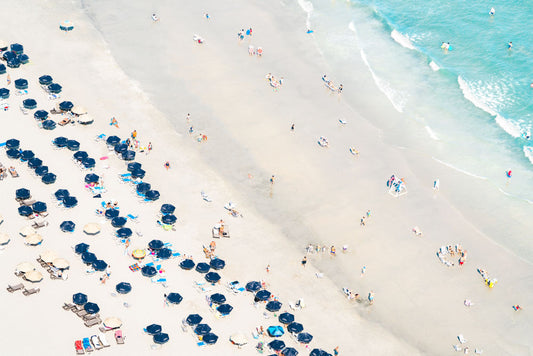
<box><xmin>322</xmin><ymin>74</ymin><xmax>343</xmax><ymax>93</ymax></box>
<box><xmin>265</xmin><ymin>73</ymin><xmax>284</xmax><ymax>90</ymax></box>
<box><xmin>237</xmin><ymin>27</ymin><xmax>253</xmax><ymax>40</ymax></box>
<box><xmin>436</xmin><ymin>244</ymin><xmax>468</xmax><ymax>267</ymax></box>
<box><xmin>305</xmin><ymin>244</ymin><xmax>342</xmax><ymax>256</ymax></box>
<box><xmin>248</xmin><ymin>45</ymin><xmax>263</xmax><ymax>56</ymax></box>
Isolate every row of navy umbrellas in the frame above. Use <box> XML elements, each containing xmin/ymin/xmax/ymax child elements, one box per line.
<box><xmin>6</xmin><ymin>140</ymin><xmax>57</xmax><ymax>183</ymax></box>
<box><xmin>72</xmin><ymin>242</ymin><xmax>108</xmax><ymax>271</ymax></box>
<box><xmin>1</xmin><ymin>43</ymin><xmax>29</xmax><ymax>69</ymax></box>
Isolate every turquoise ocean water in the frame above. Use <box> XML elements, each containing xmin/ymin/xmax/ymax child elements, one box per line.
<box><xmin>298</xmin><ymin>0</ymin><xmax>533</xmax><ymax>203</ymax></box>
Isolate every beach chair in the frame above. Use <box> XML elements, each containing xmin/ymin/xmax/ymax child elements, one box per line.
<box><xmin>48</xmin><ymin>93</ymin><xmax>61</xmax><ymax>100</ymax></box>
<box><xmin>114</xmin><ymin>330</ymin><xmax>125</xmax><ymax>344</ymax></box>
<box><xmin>83</xmin><ymin>313</ymin><xmax>100</xmax><ymax>321</ymax></box>
<box><xmin>32</xmin><ymin>220</ymin><xmax>49</xmax><ymax>229</ymax></box>
<box><xmin>63</xmin><ymin>302</ymin><xmax>76</xmax><ymax>311</ymax></box>
<box><xmin>82</xmin><ymin>337</ymin><xmax>93</xmax><ymax>352</ymax></box>
<box><xmin>76</xmin><ymin>309</ymin><xmax>89</xmax><ymax>317</ymax></box>
<box><xmin>74</xmin><ymin>340</ymin><xmax>85</xmax><ymax>355</ymax></box>
<box><xmin>9</xmin><ymin>166</ymin><xmax>19</xmax><ymax>178</ymax></box>
<box><xmin>19</xmin><ymin>105</ymin><xmax>29</xmax><ymax>115</ymax></box>
<box><xmin>22</xmin><ymin>288</ymin><xmax>40</xmax><ymax>296</ymax></box>
<box><xmin>94</xmin><ymin>134</ymin><xmax>106</xmax><ymax>142</ymax></box>
<box><xmin>85</xmin><ymin>318</ymin><xmax>101</xmax><ymax>327</ymax></box>
<box><xmin>6</xmin><ymin>283</ymin><xmax>24</xmax><ymax>293</ymax></box>
<box><xmin>98</xmin><ymin>332</ymin><xmax>110</xmax><ymax>347</ymax></box>
<box><xmin>15</xmin><ymin>89</ymin><xmax>28</xmax><ymax>96</ymax></box>
<box><xmin>126</xmin><ymin>213</ymin><xmax>138</xmax><ymax>222</ymax></box>
<box><xmin>129</xmin><ymin>263</ymin><xmax>140</xmax><ymax>272</ymax></box>
<box><xmin>58</xmin><ymin>117</ymin><xmax>71</xmax><ymax>126</ymax></box>
<box><xmin>90</xmin><ymin>335</ymin><xmax>103</xmax><ymax>350</ymax></box>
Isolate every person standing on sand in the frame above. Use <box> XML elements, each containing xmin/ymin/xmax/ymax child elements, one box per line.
<box><xmin>291</xmin><ymin>124</ymin><xmax>295</xmax><ymax>132</ymax></box>
<box><xmin>164</xmin><ymin>161</ymin><xmax>170</xmax><ymax>170</ymax></box>
<box><xmin>6</xmin><ymin>74</ymin><xmax>11</xmax><ymax>85</ymax></box>
<box><xmin>360</xmin><ymin>217</ymin><xmax>365</xmax><ymax>226</ymax></box>
<box><xmin>301</xmin><ymin>256</ymin><xmax>307</xmax><ymax>267</ymax></box>
<box><xmin>368</xmin><ymin>291</ymin><xmax>375</xmax><ymax>304</ymax></box>
<box><xmin>270</xmin><ymin>175</ymin><xmax>275</xmax><ymax>185</ymax></box>
<box><xmin>330</xmin><ymin>246</ymin><xmax>336</xmax><ymax>256</ymax></box>
<box><xmin>148</xmin><ymin>142</ymin><xmax>152</xmax><ymax>153</ymax></box>
<box><xmin>334</xmin><ymin>346</ymin><xmax>339</xmax><ymax>355</ymax></box>
<box><xmin>131</xmin><ymin>130</ymin><xmax>137</xmax><ymax>139</ymax></box>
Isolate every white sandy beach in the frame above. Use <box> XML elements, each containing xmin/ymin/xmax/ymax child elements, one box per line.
<box><xmin>0</xmin><ymin>0</ymin><xmax>532</xmax><ymax>355</ymax></box>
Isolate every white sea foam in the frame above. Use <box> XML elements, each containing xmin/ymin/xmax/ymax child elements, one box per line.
<box><xmin>429</xmin><ymin>61</ymin><xmax>440</xmax><ymax>71</ymax></box>
<box><xmin>432</xmin><ymin>157</ymin><xmax>487</xmax><ymax>180</ymax></box>
<box><xmin>458</xmin><ymin>76</ymin><xmax>497</xmax><ymax>116</ymax></box>
<box><xmin>524</xmin><ymin>146</ymin><xmax>533</xmax><ymax>165</ymax></box>
<box><xmin>360</xmin><ymin>49</ymin><xmax>407</xmax><ymax>113</ymax></box>
<box><xmin>390</xmin><ymin>30</ymin><xmax>415</xmax><ymax>50</ymax></box>
<box><xmin>425</xmin><ymin>126</ymin><xmax>440</xmax><ymax>140</ymax></box>
<box><xmin>494</xmin><ymin>115</ymin><xmax>522</xmax><ymax>138</ymax></box>
<box><xmin>297</xmin><ymin>0</ymin><xmax>313</xmax><ymax>30</ymax></box>
<box><xmin>348</xmin><ymin>21</ymin><xmax>357</xmax><ymax>34</ymax></box>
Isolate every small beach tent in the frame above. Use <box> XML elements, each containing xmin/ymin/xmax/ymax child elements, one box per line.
<box><xmin>60</xmin><ymin>20</ymin><xmax>74</xmax><ymax>31</ymax></box>
<box><xmin>131</xmin><ymin>249</ymin><xmax>146</xmax><ymax>260</ymax></box>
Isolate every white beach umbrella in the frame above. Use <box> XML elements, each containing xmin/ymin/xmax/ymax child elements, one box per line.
<box><xmin>104</xmin><ymin>317</ymin><xmax>122</xmax><ymax>329</ymax></box>
<box><xmin>52</xmin><ymin>258</ymin><xmax>70</xmax><ymax>270</ymax></box>
<box><xmin>230</xmin><ymin>333</ymin><xmax>248</xmax><ymax>346</ymax></box>
<box><xmin>83</xmin><ymin>223</ymin><xmax>101</xmax><ymax>235</ymax></box>
<box><xmin>19</xmin><ymin>226</ymin><xmax>35</xmax><ymax>237</ymax></box>
<box><xmin>16</xmin><ymin>262</ymin><xmax>36</xmax><ymax>274</ymax></box>
<box><xmin>24</xmin><ymin>233</ymin><xmax>43</xmax><ymax>246</ymax></box>
<box><xmin>77</xmin><ymin>114</ymin><xmax>94</xmax><ymax>124</ymax></box>
<box><xmin>40</xmin><ymin>250</ymin><xmax>57</xmax><ymax>263</ymax></box>
<box><xmin>0</xmin><ymin>232</ymin><xmax>10</xmax><ymax>245</ymax></box>
<box><xmin>24</xmin><ymin>270</ymin><xmax>43</xmax><ymax>283</ymax></box>
<box><xmin>71</xmin><ymin>106</ymin><xmax>87</xmax><ymax>116</ymax></box>
<box><xmin>0</xmin><ymin>40</ymin><xmax>7</xmax><ymax>50</ymax></box>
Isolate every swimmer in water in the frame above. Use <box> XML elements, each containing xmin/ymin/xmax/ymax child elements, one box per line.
<box><xmin>489</xmin><ymin>7</ymin><xmax>495</xmax><ymax>16</ymax></box>
<box><xmin>508</xmin><ymin>41</ymin><xmax>513</xmax><ymax>50</ymax></box>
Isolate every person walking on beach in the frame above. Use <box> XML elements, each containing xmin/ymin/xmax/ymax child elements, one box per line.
<box><xmin>6</xmin><ymin>74</ymin><xmax>11</xmax><ymax>86</ymax></box>
<box><xmin>164</xmin><ymin>161</ymin><xmax>170</xmax><ymax>170</ymax></box>
<box><xmin>360</xmin><ymin>217</ymin><xmax>366</xmax><ymax>226</ymax></box>
<box><xmin>301</xmin><ymin>256</ymin><xmax>307</xmax><ymax>267</ymax></box>
<box><xmin>334</xmin><ymin>346</ymin><xmax>340</xmax><ymax>355</ymax></box>
<box><xmin>330</xmin><ymin>246</ymin><xmax>336</xmax><ymax>256</ymax></box>
<box><xmin>361</xmin><ymin>266</ymin><xmax>366</xmax><ymax>277</ymax></box>
<box><xmin>186</xmin><ymin>113</ymin><xmax>191</xmax><ymax>122</ymax></box>
<box><xmin>131</xmin><ymin>130</ymin><xmax>137</xmax><ymax>139</ymax></box>
<box><xmin>110</xmin><ymin>117</ymin><xmax>119</xmax><ymax>128</ymax></box>
<box><xmin>148</xmin><ymin>142</ymin><xmax>152</xmax><ymax>153</ymax></box>
<box><xmin>291</xmin><ymin>124</ymin><xmax>295</xmax><ymax>132</ymax></box>
<box><xmin>368</xmin><ymin>291</ymin><xmax>375</xmax><ymax>304</ymax></box>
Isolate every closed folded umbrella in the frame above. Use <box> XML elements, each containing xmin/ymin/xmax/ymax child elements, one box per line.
<box><xmin>209</xmin><ymin>258</ymin><xmax>225</xmax><ymax>270</ymax></box>
<box><xmin>24</xmin><ymin>270</ymin><xmax>43</xmax><ymax>282</ymax></box>
<box><xmin>52</xmin><ymin>258</ymin><xmax>69</xmax><ymax>270</ymax></box>
<box><xmin>205</xmin><ymin>272</ymin><xmax>221</xmax><ymax>283</ymax></box>
<box><xmin>115</xmin><ymin>282</ymin><xmax>132</xmax><ymax>294</ymax></box>
<box><xmin>287</xmin><ymin>322</ymin><xmax>304</xmax><ymax>334</ymax></box>
<box><xmin>84</xmin><ymin>302</ymin><xmax>99</xmax><ymax>314</ymax></box>
<box><xmin>195</xmin><ymin>262</ymin><xmax>210</xmax><ymax>274</ymax></box>
<box><xmin>186</xmin><ymin>314</ymin><xmax>202</xmax><ymax>326</ymax></box>
<box><xmin>153</xmin><ymin>333</ymin><xmax>169</xmax><ymax>344</ymax></box>
<box><xmin>216</xmin><ymin>304</ymin><xmax>233</xmax><ymax>315</ymax></box>
<box><xmin>60</xmin><ymin>220</ymin><xmax>76</xmax><ymax>232</ymax></box>
<box><xmin>202</xmin><ymin>333</ymin><xmax>218</xmax><ymax>345</ymax></box>
<box><xmin>92</xmin><ymin>259</ymin><xmax>107</xmax><ymax>271</ymax></box>
<box><xmin>246</xmin><ymin>281</ymin><xmax>261</xmax><ymax>292</ymax></box>
<box><xmin>145</xmin><ymin>324</ymin><xmax>162</xmax><ymax>335</ymax></box>
<box><xmin>16</xmin><ymin>262</ymin><xmax>36</xmax><ymax>273</ymax></box>
<box><xmin>24</xmin><ymin>233</ymin><xmax>43</xmax><ymax>245</ymax></box>
<box><xmin>83</xmin><ymin>223</ymin><xmax>100</xmax><ymax>235</ymax></box>
<box><xmin>103</xmin><ymin>317</ymin><xmax>122</xmax><ymax>329</ymax></box>
<box><xmin>40</xmin><ymin>250</ymin><xmax>57</xmax><ymax>263</ymax></box>
<box><xmin>179</xmin><ymin>259</ymin><xmax>195</xmax><ymax>270</ymax></box>
<box><xmin>72</xmin><ymin>292</ymin><xmax>87</xmax><ymax>305</ymax></box>
<box><xmin>74</xmin><ymin>243</ymin><xmax>89</xmax><ymax>254</ymax></box>
<box><xmin>278</xmin><ymin>312</ymin><xmax>294</xmax><ymax>324</ymax></box>
<box><xmin>209</xmin><ymin>293</ymin><xmax>226</xmax><ymax>305</ymax></box>
<box><xmin>297</xmin><ymin>332</ymin><xmax>313</xmax><ymax>344</ymax></box>
<box><xmin>166</xmin><ymin>292</ymin><xmax>183</xmax><ymax>304</ymax></box>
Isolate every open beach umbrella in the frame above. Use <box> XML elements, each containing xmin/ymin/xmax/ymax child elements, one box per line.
<box><xmin>92</xmin><ymin>259</ymin><xmax>108</xmax><ymax>271</ymax></box>
<box><xmin>216</xmin><ymin>304</ymin><xmax>233</xmax><ymax>315</ymax></box>
<box><xmin>74</xmin><ymin>243</ymin><xmax>89</xmax><ymax>254</ymax></box>
<box><xmin>22</xmin><ymin>98</ymin><xmax>37</xmax><ymax>109</ymax></box>
<box><xmin>209</xmin><ymin>258</ymin><xmax>225</xmax><ymax>270</ymax></box>
<box><xmin>127</xmin><ymin>162</ymin><xmax>141</xmax><ymax>172</ymax></box>
<box><xmin>282</xmin><ymin>347</ymin><xmax>299</xmax><ymax>356</ymax></box>
<box><xmin>145</xmin><ymin>324</ymin><xmax>162</xmax><ymax>335</ymax></box>
<box><xmin>0</xmin><ymin>87</ymin><xmax>9</xmax><ymax>99</ymax></box>
<box><xmin>157</xmin><ymin>248</ymin><xmax>172</xmax><ymax>259</ymax></box>
<box><xmin>116</xmin><ymin>227</ymin><xmax>132</xmax><ymax>238</ymax></box>
<box><xmin>6</xmin><ymin>148</ymin><xmax>20</xmax><ymax>159</ymax></box>
<box><xmin>84</xmin><ymin>173</ymin><xmax>99</xmax><ymax>183</ymax></box>
<box><xmin>52</xmin><ymin>258</ymin><xmax>69</xmax><ymax>270</ymax></box>
<box><xmin>287</xmin><ymin>322</ymin><xmax>304</xmax><ymax>334</ymax></box>
<box><xmin>131</xmin><ymin>249</ymin><xmax>146</xmax><ymax>260</ymax></box>
<box><xmin>28</xmin><ymin>157</ymin><xmax>43</xmax><ymax>169</ymax></box>
<box><xmin>47</xmin><ymin>83</ymin><xmax>62</xmax><ymax>94</ymax></box>
<box><xmin>130</xmin><ymin>168</ymin><xmax>145</xmax><ymax>179</ymax></box>
<box><xmin>153</xmin><ymin>333</ymin><xmax>169</xmax><ymax>345</ymax></box>
<box><xmin>309</xmin><ymin>349</ymin><xmax>333</xmax><ymax>356</ymax></box>
<box><xmin>194</xmin><ymin>324</ymin><xmax>211</xmax><ymax>336</ymax></box>
<box><xmin>8</xmin><ymin>58</ymin><xmax>21</xmax><ymax>69</ymax></box>
<box><xmin>210</xmin><ymin>293</ymin><xmax>226</xmax><ymax>305</ymax></box>
<box><xmin>103</xmin><ymin>317</ymin><xmax>122</xmax><ymax>329</ymax></box>
<box><xmin>19</xmin><ymin>226</ymin><xmax>35</xmax><ymax>237</ymax></box>
<box><xmin>35</xmin><ymin>166</ymin><xmax>49</xmax><ymax>176</ymax></box>
<box><xmin>0</xmin><ymin>64</ymin><xmax>6</xmax><ymax>75</ymax></box>
<box><xmin>18</xmin><ymin>206</ymin><xmax>33</xmax><ymax>216</ymax></box>
<box><xmin>58</xmin><ymin>101</ymin><xmax>73</xmax><ymax>111</ymax></box>
<box><xmin>255</xmin><ymin>290</ymin><xmax>271</xmax><ymax>302</ymax></box>
<box><xmin>3</xmin><ymin>51</ymin><xmax>16</xmax><ymax>61</ymax></box>
<box><xmin>297</xmin><ymin>332</ymin><xmax>313</xmax><ymax>344</ymax></box>
<box><xmin>15</xmin><ymin>78</ymin><xmax>28</xmax><ymax>89</ymax></box>
<box><xmin>196</xmin><ymin>262</ymin><xmax>210</xmax><ymax>274</ymax></box>
<box><xmin>205</xmin><ymin>272</ymin><xmax>221</xmax><ymax>283</ymax></box>
<box><xmin>11</xmin><ymin>43</ymin><xmax>23</xmax><ymax>54</ymax></box>
<box><xmin>115</xmin><ymin>282</ymin><xmax>132</xmax><ymax>294</ymax></box>
<box><xmin>36</xmin><ymin>111</ymin><xmax>49</xmax><ymax>120</ymax></box>
<box><xmin>42</xmin><ymin>120</ymin><xmax>57</xmax><ymax>130</ymax></box>
<box><xmin>38</xmin><ymin>75</ymin><xmax>53</xmax><ymax>85</ymax></box>
<box><xmin>81</xmin><ymin>158</ymin><xmax>95</xmax><ymax>169</ymax></box>
<box><xmin>32</xmin><ymin>201</ymin><xmax>47</xmax><ymax>213</ymax></box>
<box><xmin>141</xmin><ymin>265</ymin><xmax>157</xmax><ymax>277</ymax></box>
<box><xmin>266</xmin><ymin>301</ymin><xmax>282</xmax><ymax>312</ymax></box>
<box><xmin>136</xmin><ymin>182</ymin><xmax>151</xmax><ymax>194</ymax></box>
<box><xmin>16</xmin><ymin>188</ymin><xmax>31</xmax><ymax>200</ymax></box>
<box><xmin>63</xmin><ymin>196</ymin><xmax>78</xmax><ymax>208</ymax></box>
<box><xmin>40</xmin><ymin>250</ymin><xmax>57</xmax><ymax>263</ymax></box>
<box><xmin>186</xmin><ymin>314</ymin><xmax>202</xmax><ymax>326</ymax></box>
<box><xmin>106</xmin><ymin>136</ymin><xmax>120</xmax><ymax>146</ymax></box>
<box><xmin>121</xmin><ymin>150</ymin><xmax>135</xmax><ymax>161</ymax></box>
<box><xmin>60</xmin><ymin>220</ymin><xmax>76</xmax><ymax>232</ymax></box>
<box><xmin>268</xmin><ymin>340</ymin><xmax>286</xmax><ymax>352</ymax></box>
<box><xmin>71</xmin><ymin>106</ymin><xmax>86</xmax><ymax>116</ymax></box>
<box><xmin>81</xmin><ymin>252</ymin><xmax>97</xmax><ymax>264</ymax></box>
<box><xmin>66</xmin><ymin>140</ymin><xmax>80</xmax><ymax>151</ymax></box>
<box><xmin>6</xmin><ymin>139</ymin><xmax>19</xmax><ymax>149</ymax></box>
<box><xmin>24</xmin><ymin>270</ymin><xmax>43</xmax><ymax>282</ymax></box>
<box><xmin>77</xmin><ymin>114</ymin><xmax>94</xmax><ymax>125</ymax></box>
<box><xmin>60</xmin><ymin>20</ymin><xmax>74</xmax><ymax>31</ymax></box>
<box><xmin>203</xmin><ymin>333</ymin><xmax>218</xmax><ymax>345</ymax></box>
<box><xmin>84</xmin><ymin>302</ymin><xmax>100</xmax><ymax>314</ymax></box>
<box><xmin>0</xmin><ymin>233</ymin><xmax>10</xmax><ymax>246</ymax></box>
<box><xmin>111</xmin><ymin>216</ymin><xmax>127</xmax><ymax>228</ymax></box>
<box><xmin>161</xmin><ymin>214</ymin><xmax>176</xmax><ymax>225</ymax></box>
<box><xmin>83</xmin><ymin>223</ymin><xmax>101</xmax><ymax>235</ymax></box>
<box><xmin>55</xmin><ymin>189</ymin><xmax>70</xmax><ymax>200</ymax></box>
<box><xmin>74</xmin><ymin>151</ymin><xmax>88</xmax><ymax>161</ymax></box>
<box><xmin>114</xmin><ymin>143</ymin><xmax>128</xmax><ymax>154</ymax></box>
<box><xmin>180</xmin><ymin>259</ymin><xmax>195</xmax><ymax>270</ymax></box>
<box><xmin>246</xmin><ymin>281</ymin><xmax>262</xmax><ymax>292</ymax></box>
<box><xmin>145</xmin><ymin>190</ymin><xmax>160</xmax><ymax>201</ymax></box>
<box><xmin>267</xmin><ymin>326</ymin><xmax>284</xmax><ymax>337</ymax></box>
<box><xmin>16</xmin><ymin>262</ymin><xmax>36</xmax><ymax>273</ymax></box>
<box><xmin>166</xmin><ymin>292</ymin><xmax>183</xmax><ymax>305</ymax></box>
<box><xmin>160</xmin><ymin>204</ymin><xmax>175</xmax><ymax>215</ymax></box>
<box><xmin>230</xmin><ymin>333</ymin><xmax>248</xmax><ymax>346</ymax></box>
<box><xmin>20</xmin><ymin>150</ymin><xmax>34</xmax><ymax>161</ymax></box>
<box><xmin>18</xmin><ymin>54</ymin><xmax>29</xmax><ymax>64</ymax></box>
<box><xmin>278</xmin><ymin>312</ymin><xmax>294</xmax><ymax>325</ymax></box>
<box><xmin>0</xmin><ymin>40</ymin><xmax>9</xmax><ymax>50</ymax></box>
<box><xmin>148</xmin><ymin>239</ymin><xmax>163</xmax><ymax>250</ymax></box>
<box><xmin>42</xmin><ymin>173</ymin><xmax>57</xmax><ymax>184</ymax></box>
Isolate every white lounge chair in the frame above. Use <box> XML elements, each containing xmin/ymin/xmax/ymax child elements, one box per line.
<box><xmin>98</xmin><ymin>333</ymin><xmax>110</xmax><ymax>347</ymax></box>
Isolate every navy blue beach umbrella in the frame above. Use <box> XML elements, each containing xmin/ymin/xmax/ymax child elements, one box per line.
<box><xmin>3</xmin><ymin>51</ymin><xmax>16</xmax><ymax>61</ymax></box>
<box><xmin>54</xmin><ymin>189</ymin><xmax>69</xmax><ymax>200</ymax></box>
<box><xmin>136</xmin><ymin>182</ymin><xmax>151</xmax><ymax>194</ymax></box>
<box><xmin>16</xmin><ymin>188</ymin><xmax>31</xmax><ymax>200</ymax></box>
<box><xmin>121</xmin><ymin>150</ymin><xmax>135</xmax><ymax>161</ymax></box>
<box><xmin>36</xmin><ymin>167</ymin><xmax>47</xmax><ymax>178</ymax></box>
<box><xmin>39</xmin><ymin>75</ymin><xmax>53</xmax><ymax>85</ymax></box>
<box><xmin>114</xmin><ymin>143</ymin><xmax>128</xmax><ymax>153</ymax></box>
<box><xmin>82</xmin><ymin>158</ymin><xmax>96</xmax><ymax>169</ymax></box>
<box><xmin>268</xmin><ymin>340</ymin><xmax>286</xmax><ymax>352</ymax></box>
<box><xmin>116</xmin><ymin>282</ymin><xmax>132</xmax><ymax>294</ymax></box>
<box><xmin>42</xmin><ymin>173</ymin><xmax>56</xmax><ymax>184</ymax></box>
<box><xmin>81</xmin><ymin>252</ymin><xmax>97</xmax><ymax>264</ymax></box>
<box><xmin>209</xmin><ymin>258</ymin><xmax>225</xmax><ymax>270</ymax></box>
<box><xmin>10</xmin><ymin>43</ymin><xmax>23</xmax><ymax>54</ymax></box>
<box><xmin>20</xmin><ymin>150</ymin><xmax>34</xmax><ymax>161</ymax></box>
<box><xmin>63</xmin><ymin>196</ymin><xmax>78</xmax><ymax>208</ymax></box>
<box><xmin>111</xmin><ymin>217</ymin><xmax>127</xmax><ymax>228</ymax></box>
<box><xmin>148</xmin><ymin>239</ymin><xmax>163</xmax><ymax>250</ymax></box>
<box><xmin>22</xmin><ymin>98</ymin><xmax>37</xmax><ymax>109</ymax></box>
<box><xmin>32</xmin><ymin>201</ymin><xmax>47</xmax><ymax>213</ymax></box>
<box><xmin>92</xmin><ymin>260</ymin><xmax>108</xmax><ymax>271</ymax></box>
<box><xmin>297</xmin><ymin>332</ymin><xmax>313</xmax><ymax>344</ymax></box>
<box><xmin>281</xmin><ymin>347</ymin><xmax>299</xmax><ymax>356</ymax></box>
<box><xmin>246</xmin><ymin>281</ymin><xmax>262</xmax><ymax>292</ymax></box>
<box><xmin>60</xmin><ymin>220</ymin><xmax>76</xmax><ymax>232</ymax></box>
<box><xmin>255</xmin><ymin>290</ymin><xmax>271</xmax><ymax>302</ymax></box>
<box><xmin>160</xmin><ymin>204</ymin><xmax>175</xmax><ymax>215</ymax></box>
<box><xmin>145</xmin><ymin>324</ymin><xmax>162</xmax><ymax>335</ymax></box>
<box><xmin>53</xmin><ymin>136</ymin><xmax>67</xmax><ymax>147</ymax></box>
<box><xmin>105</xmin><ymin>209</ymin><xmax>119</xmax><ymax>219</ymax></box>
<box><xmin>106</xmin><ymin>136</ymin><xmax>120</xmax><ymax>146</ymax></box>
<box><xmin>130</xmin><ymin>168</ymin><xmax>145</xmax><ymax>179</ymax></box>
<box><xmin>18</xmin><ymin>205</ymin><xmax>33</xmax><ymax>216</ymax></box>
<box><xmin>186</xmin><ymin>314</ymin><xmax>202</xmax><ymax>326</ymax></box>
<box><xmin>72</xmin><ymin>293</ymin><xmax>88</xmax><ymax>305</ymax></box>
<box><xmin>66</xmin><ymin>140</ymin><xmax>80</xmax><ymax>151</ymax></box>
<box><xmin>6</xmin><ymin>149</ymin><xmax>20</xmax><ymax>159</ymax></box>
<box><xmin>278</xmin><ymin>312</ymin><xmax>294</xmax><ymax>324</ymax></box>
<box><xmin>84</xmin><ymin>173</ymin><xmax>99</xmax><ymax>184</ymax></box>
<box><xmin>266</xmin><ymin>301</ymin><xmax>282</xmax><ymax>312</ymax></box>
<box><xmin>28</xmin><ymin>157</ymin><xmax>42</xmax><ymax>169</ymax></box>
<box><xmin>116</xmin><ymin>227</ymin><xmax>132</xmax><ymax>238</ymax></box>
<box><xmin>161</xmin><ymin>214</ymin><xmax>176</xmax><ymax>225</ymax></box>
<box><xmin>47</xmin><ymin>83</ymin><xmax>62</xmax><ymax>93</ymax></box>
<box><xmin>309</xmin><ymin>349</ymin><xmax>332</xmax><ymax>356</ymax></box>
<box><xmin>179</xmin><ymin>259</ymin><xmax>195</xmax><ymax>270</ymax></box>
<box><xmin>84</xmin><ymin>302</ymin><xmax>100</xmax><ymax>314</ymax></box>
<box><xmin>153</xmin><ymin>333</ymin><xmax>169</xmax><ymax>344</ymax></box>
<box><xmin>59</xmin><ymin>101</ymin><xmax>73</xmax><ymax>111</ymax></box>
<box><xmin>194</xmin><ymin>324</ymin><xmax>211</xmax><ymax>336</ymax></box>
<box><xmin>196</xmin><ymin>262</ymin><xmax>210</xmax><ymax>274</ymax></box>
<box><xmin>6</xmin><ymin>139</ymin><xmax>19</xmax><ymax>149</ymax></box>
<box><xmin>166</xmin><ymin>292</ymin><xmax>183</xmax><ymax>304</ymax></box>
<box><xmin>216</xmin><ymin>304</ymin><xmax>233</xmax><ymax>315</ymax></box>
<box><xmin>202</xmin><ymin>333</ymin><xmax>218</xmax><ymax>345</ymax></box>
<box><xmin>205</xmin><ymin>272</ymin><xmax>221</xmax><ymax>283</ymax></box>
<box><xmin>74</xmin><ymin>243</ymin><xmax>89</xmax><ymax>254</ymax></box>
<box><xmin>0</xmin><ymin>87</ymin><xmax>10</xmax><ymax>99</ymax></box>
<box><xmin>0</xmin><ymin>65</ymin><xmax>6</xmax><ymax>75</ymax></box>
<box><xmin>7</xmin><ymin>57</ymin><xmax>21</xmax><ymax>68</ymax></box>
<box><xmin>74</xmin><ymin>151</ymin><xmax>88</xmax><ymax>161</ymax></box>
<box><xmin>210</xmin><ymin>293</ymin><xmax>226</xmax><ymax>305</ymax></box>
<box><xmin>15</xmin><ymin>78</ymin><xmax>28</xmax><ymax>89</ymax></box>
<box><xmin>42</xmin><ymin>120</ymin><xmax>56</xmax><ymax>130</ymax></box>
<box><xmin>127</xmin><ymin>162</ymin><xmax>141</xmax><ymax>172</ymax></box>
<box><xmin>17</xmin><ymin>54</ymin><xmax>29</xmax><ymax>64</ymax></box>
<box><xmin>141</xmin><ymin>265</ymin><xmax>157</xmax><ymax>277</ymax></box>
<box><xmin>157</xmin><ymin>248</ymin><xmax>172</xmax><ymax>259</ymax></box>
<box><xmin>287</xmin><ymin>322</ymin><xmax>304</xmax><ymax>334</ymax></box>
<box><xmin>145</xmin><ymin>190</ymin><xmax>160</xmax><ymax>201</ymax></box>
